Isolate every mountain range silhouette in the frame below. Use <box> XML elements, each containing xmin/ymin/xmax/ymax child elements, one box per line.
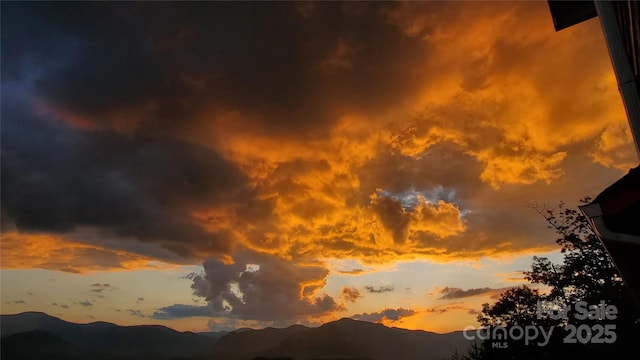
<box><xmin>1</xmin><ymin>312</ymin><xmax>475</xmax><ymax>360</ymax></box>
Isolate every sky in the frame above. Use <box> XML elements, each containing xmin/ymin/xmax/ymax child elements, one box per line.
<box><xmin>1</xmin><ymin>1</ymin><xmax>637</xmax><ymax>334</ymax></box>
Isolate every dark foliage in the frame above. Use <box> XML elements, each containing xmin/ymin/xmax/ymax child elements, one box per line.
<box><xmin>457</xmin><ymin>200</ymin><xmax>640</xmax><ymax>360</ymax></box>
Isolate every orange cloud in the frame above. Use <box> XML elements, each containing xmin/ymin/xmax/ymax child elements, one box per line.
<box><xmin>341</xmin><ymin>286</ymin><xmax>362</xmax><ymax>303</ymax></box>
<box><xmin>3</xmin><ymin>1</ymin><xmax>634</xmax><ymax>275</ymax></box>
<box><xmin>478</xmin><ymin>151</ymin><xmax>567</xmax><ymax>189</ymax></box>
<box><xmin>0</xmin><ymin>232</ymin><xmax>170</xmax><ymax>273</ymax></box>
<box><xmin>592</xmin><ymin>122</ymin><xmax>637</xmax><ymax>170</ymax></box>
<box><xmin>385</xmin><ymin>1</ymin><xmax>633</xmax><ymax>186</ymax></box>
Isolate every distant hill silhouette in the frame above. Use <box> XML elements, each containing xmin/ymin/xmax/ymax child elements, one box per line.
<box><xmin>1</xmin><ymin>329</ymin><xmax>118</xmax><ymax>360</ymax></box>
<box><xmin>209</xmin><ymin>318</ymin><xmax>473</xmax><ymax>360</ymax></box>
<box><xmin>1</xmin><ymin>312</ymin><xmax>214</xmax><ymax>360</ymax></box>
<box><xmin>1</xmin><ymin>312</ymin><xmax>475</xmax><ymax>360</ymax></box>
<box><xmin>211</xmin><ymin>323</ymin><xmax>310</xmax><ymax>359</ymax></box>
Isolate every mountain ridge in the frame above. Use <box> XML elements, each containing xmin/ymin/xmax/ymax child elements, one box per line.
<box><xmin>1</xmin><ymin>312</ymin><xmax>475</xmax><ymax>360</ymax></box>
<box><xmin>1</xmin><ymin>312</ymin><xmax>214</xmax><ymax>360</ymax></box>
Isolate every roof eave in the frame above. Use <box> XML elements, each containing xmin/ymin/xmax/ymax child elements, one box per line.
<box><xmin>580</xmin><ymin>203</ymin><xmax>640</xmax><ymax>246</ymax></box>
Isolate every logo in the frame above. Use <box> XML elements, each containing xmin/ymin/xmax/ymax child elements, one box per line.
<box><xmin>463</xmin><ymin>300</ymin><xmax>618</xmax><ymax>348</ymax></box>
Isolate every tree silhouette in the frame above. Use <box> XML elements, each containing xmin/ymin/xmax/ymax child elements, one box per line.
<box><xmin>526</xmin><ymin>199</ymin><xmax>626</xmax><ymax>307</ymax></box>
<box><xmin>477</xmin><ymin>286</ymin><xmax>543</xmax><ymax>328</ymax></box>
<box><xmin>458</xmin><ymin>199</ymin><xmax>640</xmax><ymax>360</ymax></box>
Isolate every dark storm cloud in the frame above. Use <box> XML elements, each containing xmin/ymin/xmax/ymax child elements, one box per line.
<box><xmin>357</xmin><ymin>142</ymin><xmax>484</xmax><ymax>204</ymax></box>
<box><xmin>1</xmin><ymin>88</ymin><xmax>247</xmax><ymax>258</ymax></box>
<box><xmin>1</xmin><ymin>1</ymin><xmax>436</xmax><ymax>264</ymax></box>
<box><xmin>191</xmin><ymin>252</ymin><xmax>341</xmax><ymax>321</ymax></box>
<box><xmin>2</xmin><ymin>2</ymin><xmax>426</xmax><ymax>138</ymax></box>
<box><xmin>370</xmin><ymin>196</ymin><xmax>409</xmax><ymax>244</ymax></box>
<box><xmin>438</xmin><ymin>286</ymin><xmax>502</xmax><ymax>300</ymax></box>
<box><xmin>351</xmin><ymin>308</ymin><xmax>415</xmax><ymax>323</ymax></box>
<box><xmin>153</xmin><ymin>304</ymin><xmax>214</xmax><ymax>320</ymax></box>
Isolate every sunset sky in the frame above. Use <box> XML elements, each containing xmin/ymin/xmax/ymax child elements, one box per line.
<box><xmin>1</xmin><ymin>1</ymin><xmax>637</xmax><ymax>334</ymax></box>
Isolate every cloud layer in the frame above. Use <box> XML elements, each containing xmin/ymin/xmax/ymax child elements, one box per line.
<box><xmin>1</xmin><ymin>1</ymin><xmax>636</xmax><ymax>324</ymax></box>
<box><xmin>187</xmin><ymin>252</ymin><xmax>340</xmax><ymax>322</ymax></box>
<box><xmin>438</xmin><ymin>286</ymin><xmax>505</xmax><ymax>300</ymax></box>
<box><xmin>352</xmin><ymin>308</ymin><xmax>416</xmax><ymax>323</ymax></box>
